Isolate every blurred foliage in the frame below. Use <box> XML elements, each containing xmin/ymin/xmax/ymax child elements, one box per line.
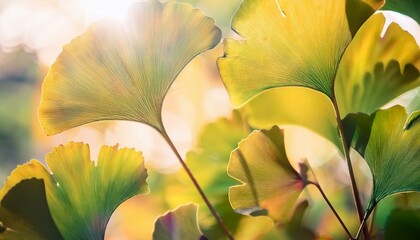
<box><xmin>0</xmin><ymin>50</ymin><xmax>40</xmax><ymax>183</ymax></box>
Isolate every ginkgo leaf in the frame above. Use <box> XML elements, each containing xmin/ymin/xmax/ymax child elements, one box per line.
<box><xmin>381</xmin><ymin>0</ymin><xmax>420</xmax><ymax>23</ymax></box>
<box><xmin>218</xmin><ymin>0</ymin><xmax>374</xmax><ymax>107</ymax></box>
<box><xmin>335</xmin><ymin>13</ymin><xmax>420</xmax><ymax>116</ymax></box>
<box><xmin>0</xmin><ymin>177</ymin><xmax>63</xmax><ymax>240</ymax></box>
<box><xmin>240</xmin><ymin>87</ymin><xmax>341</xmax><ymax>151</ymax></box>
<box><xmin>153</xmin><ymin>204</ymin><xmax>206</xmax><ymax>240</ymax></box>
<box><xmin>38</xmin><ymin>0</ymin><xmax>221</xmax><ymax>135</ymax></box>
<box><xmin>228</xmin><ymin>125</ymin><xmax>315</xmax><ymax>221</ymax></box>
<box><xmin>0</xmin><ymin>142</ymin><xmax>148</xmax><ymax>239</ymax></box>
<box><xmin>343</xmin><ymin>106</ymin><xmax>420</xmax><ymax>211</ymax></box>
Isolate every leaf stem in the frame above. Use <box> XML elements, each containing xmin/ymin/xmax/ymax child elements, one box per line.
<box><xmin>355</xmin><ymin>206</ymin><xmax>375</xmax><ymax>240</ymax></box>
<box><xmin>331</xmin><ymin>95</ymin><xmax>369</xmax><ymax>240</ymax></box>
<box><xmin>309</xmin><ymin>181</ymin><xmax>354</xmax><ymax>239</ymax></box>
<box><xmin>160</xmin><ymin>129</ymin><xmax>234</xmax><ymax>240</ymax></box>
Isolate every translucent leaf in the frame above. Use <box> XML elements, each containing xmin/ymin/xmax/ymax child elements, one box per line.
<box><xmin>0</xmin><ymin>142</ymin><xmax>148</xmax><ymax>239</ymax></box>
<box><xmin>335</xmin><ymin>13</ymin><xmax>420</xmax><ymax>116</ymax></box>
<box><xmin>381</xmin><ymin>0</ymin><xmax>420</xmax><ymax>23</ymax></box>
<box><xmin>228</xmin><ymin>126</ymin><xmax>314</xmax><ymax>221</ymax></box>
<box><xmin>38</xmin><ymin>0</ymin><xmax>221</xmax><ymax>135</ymax></box>
<box><xmin>218</xmin><ymin>0</ymin><xmax>374</xmax><ymax>107</ymax></box>
<box><xmin>240</xmin><ymin>87</ymin><xmax>341</xmax><ymax>151</ymax></box>
<box><xmin>153</xmin><ymin>204</ymin><xmax>206</xmax><ymax>240</ymax></box>
<box><xmin>343</xmin><ymin>106</ymin><xmax>420</xmax><ymax>210</ymax></box>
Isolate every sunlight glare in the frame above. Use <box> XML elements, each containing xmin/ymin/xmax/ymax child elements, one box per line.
<box><xmin>78</xmin><ymin>0</ymin><xmax>137</xmax><ymax>22</ymax></box>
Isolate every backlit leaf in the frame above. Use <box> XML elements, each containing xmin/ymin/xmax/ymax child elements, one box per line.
<box><xmin>228</xmin><ymin>126</ymin><xmax>315</xmax><ymax>221</ymax></box>
<box><xmin>39</xmin><ymin>0</ymin><xmax>221</xmax><ymax>135</ymax></box>
<box><xmin>218</xmin><ymin>0</ymin><xmax>374</xmax><ymax>107</ymax></box>
<box><xmin>381</xmin><ymin>0</ymin><xmax>420</xmax><ymax>23</ymax></box>
<box><xmin>240</xmin><ymin>87</ymin><xmax>341</xmax><ymax>151</ymax></box>
<box><xmin>153</xmin><ymin>204</ymin><xmax>205</xmax><ymax>240</ymax></box>
<box><xmin>335</xmin><ymin>13</ymin><xmax>420</xmax><ymax>116</ymax></box>
<box><xmin>343</xmin><ymin>106</ymin><xmax>420</xmax><ymax>210</ymax></box>
<box><xmin>0</xmin><ymin>142</ymin><xmax>148</xmax><ymax>239</ymax></box>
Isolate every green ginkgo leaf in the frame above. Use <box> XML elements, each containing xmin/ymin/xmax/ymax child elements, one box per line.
<box><xmin>153</xmin><ymin>204</ymin><xmax>206</xmax><ymax>240</ymax></box>
<box><xmin>38</xmin><ymin>0</ymin><xmax>221</xmax><ymax>135</ymax></box>
<box><xmin>381</xmin><ymin>0</ymin><xmax>420</xmax><ymax>23</ymax></box>
<box><xmin>228</xmin><ymin>126</ymin><xmax>315</xmax><ymax>221</ymax></box>
<box><xmin>343</xmin><ymin>106</ymin><xmax>420</xmax><ymax>211</ymax></box>
<box><xmin>0</xmin><ymin>142</ymin><xmax>148</xmax><ymax>239</ymax></box>
<box><xmin>218</xmin><ymin>0</ymin><xmax>375</xmax><ymax>107</ymax></box>
<box><xmin>335</xmin><ymin>13</ymin><xmax>420</xmax><ymax>116</ymax></box>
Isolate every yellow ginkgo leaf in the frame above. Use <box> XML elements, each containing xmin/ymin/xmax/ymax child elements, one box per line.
<box><xmin>218</xmin><ymin>0</ymin><xmax>374</xmax><ymax>107</ymax></box>
<box><xmin>0</xmin><ymin>142</ymin><xmax>148</xmax><ymax>240</ymax></box>
<box><xmin>39</xmin><ymin>0</ymin><xmax>221</xmax><ymax>135</ymax></box>
<box><xmin>335</xmin><ymin>13</ymin><xmax>420</xmax><ymax>116</ymax></box>
<box><xmin>228</xmin><ymin>126</ymin><xmax>316</xmax><ymax>222</ymax></box>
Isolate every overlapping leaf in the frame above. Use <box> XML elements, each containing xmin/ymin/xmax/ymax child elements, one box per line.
<box><xmin>0</xmin><ymin>176</ymin><xmax>63</xmax><ymax>240</ymax></box>
<box><xmin>335</xmin><ymin>13</ymin><xmax>420</xmax><ymax>116</ymax></box>
<box><xmin>153</xmin><ymin>204</ymin><xmax>205</xmax><ymax>240</ymax></box>
<box><xmin>38</xmin><ymin>0</ymin><xmax>221</xmax><ymax>135</ymax></box>
<box><xmin>0</xmin><ymin>142</ymin><xmax>148</xmax><ymax>239</ymax></box>
<box><xmin>218</xmin><ymin>0</ymin><xmax>375</xmax><ymax>107</ymax></box>
<box><xmin>343</xmin><ymin>106</ymin><xmax>420</xmax><ymax>210</ymax></box>
<box><xmin>228</xmin><ymin>126</ymin><xmax>315</xmax><ymax>221</ymax></box>
<box><xmin>240</xmin><ymin>87</ymin><xmax>341</xmax><ymax>150</ymax></box>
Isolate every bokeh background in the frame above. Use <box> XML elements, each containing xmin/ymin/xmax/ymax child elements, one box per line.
<box><xmin>0</xmin><ymin>0</ymin><xmax>419</xmax><ymax>239</ymax></box>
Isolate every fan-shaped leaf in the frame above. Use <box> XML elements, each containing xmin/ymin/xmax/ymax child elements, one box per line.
<box><xmin>38</xmin><ymin>0</ymin><xmax>221</xmax><ymax>135</ymax></box>
<box><xmin>228</xmin><ymin>126</ymin><xmax>315</xmax><ymax>221</ymax></box>
<box><xmin>381</xmin><ymin>0</ymin><xmax>420</xmax><ymax>23</ymax></box>
<box><xmin>335</xmin><ymin>13</ymin><xmax>420</xmax><ymax>116</ymax></box>
<box><xmin>153</xmin><ymin>204</ymin><xmax>205</xmax><ymax>240</ymax></box>
<box><xmin>218</xmin><ymin>0</ymin><xmax>374</xmax><ymax>107</ymax></box>
<box><xmin>343</xmin><ymin>106</ymin><xmax>420</xmax><ymax>210</ymax></box>
<box><xmin>0</xmin><ymin>142</ymin><xmax>148</xmax><ymax>239</ymax></box>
